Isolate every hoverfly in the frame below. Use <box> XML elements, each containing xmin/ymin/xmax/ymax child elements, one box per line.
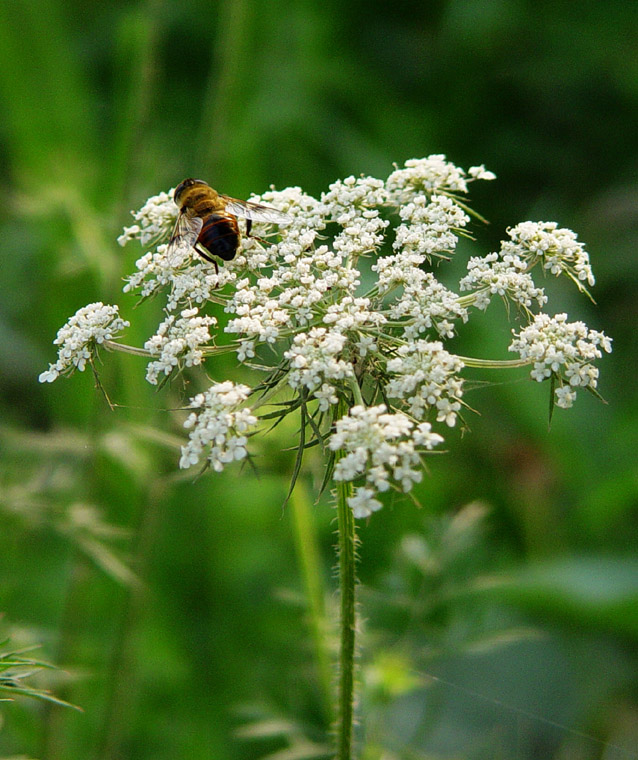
<box><xmin>167</xmin><ymin>178</ymin><xmax>290</xmax><ymax>267</ymax></box>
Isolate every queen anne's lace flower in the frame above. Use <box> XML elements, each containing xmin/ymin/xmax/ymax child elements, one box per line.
<box><xmin>386</xmin><ymin>341</ymin><xmax>465</xmax><ymax>426</ymax></box>
<box><xmin>180</xmin><ymin>382</ymin><xmax>257</xmax><ymax>471</ymax></box>
<box><xmin>386</xmin><ymin>155</ymin><xmax>495</xmax><ymax>202</ymax></box>
<box><xmin>285</xmin><ymin>328</ymin><xmax>354</xmax><ymax>410</ymax></box>
<box><xmin>329</xmin><ymin>405</ymin><xmax>444</xmax><ymax>518</ymax></box>
<box><xmin>460</xmin><ymin>252</ymin><xmax>547</xmax><ymax>311</ymax></box>
<box><xmin>468</xmin><ymin>165</ymin><xmax>497</xmax><ymax>181</ymax></box>
<box><xmin>382</xmin><ymin>270</ymin><xmax>468</xmax><ymax>340</ymax></box>
<box><xmin>117</xmin><ymin>189</ymin><xmax>177</xmax><ymax>248</ymax></box>
<box><xmin>502</xmin><ymin>222</ymin><xmax>595</xmax><ymax>293</ymax></box>
<box><xmin>323</xmin><ymin>296</ymin><xmax>386</xmax><ymax>333</ymax></box>
<box><xmin>509</xmin><ymin>313</ymin><xmax>612</xmax><ymax>408</ymax></box>
<box><xmin>255</xmin><ymin>186</ymin><xmax>327</xmax><ymax>233</ymax></box>
<box><xmin>322</xmin><ymin>175</ymin><xmax>388</xmax><ymax>219</ymax></box>
<box><xmin>39</xmin><ymin>303</ymin><xmax>129</xmax><ymax>382</ymax></box>
<box><xmin>393</xmin><ymin>194</ymin><xmax>470</xmax><ymax>262</ymax></box>
<box><xmin>42</xmin><ymin>157</ymin><xmax>611</xmax><ymax>517</ymax></box>
<box><xmin>144</xmin><ymin>308</ymin><xmax>217</xmax><ymax>385</ymax></box>
<box><xmin>124</xmin><ymin>241</ymin><xmax>235</xmax><ymax>303</ymax></box>
<box><xmin>225</xmin><ymin>280</ymin><xmax>291</xmax><ymax>345</ymax></box>
<box><xmin>321</xmin><ymin>177</ymin><xmax>389</xmax><ymax>259</ymax></box>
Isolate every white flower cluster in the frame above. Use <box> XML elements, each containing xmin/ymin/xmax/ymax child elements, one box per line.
<box><xmin>256</xmin><ymin>186</ymin><xmax>327</xmax><ymax>235</ymax></box>
<box><xmin>386</xmin><ymin>341</ymin><xmax>465</xmax><ymax>426</ymax></box>
<box><xmin>219</xmin><ymin>188</ymin><xmax>358</xmax><ymax>346</ymax></box>
<box><xmin>503</xmin><ymin>221</ymin><xmax>595</xmax><ymax>293</ymax></box>
<box><xmin>322</xmin><ymin>176</ymin><xmax>389</xmax><ymax>258</ymax></box>
<box><xmin>144</xmin><ymin>308</ymin><xmax>217</xmax><ymax>385</ymax></box>
<box><xmin>125</xmin><ymin>251</ymin><xmax>238</xmax><ymax>307</ymax></box>
<box><xmin>39</xmin><ymin>303</ymin><xmax>129</xmax><ymax>383</ymax></box>
<box><xmin>385</xmin><ymin>155</ymin><xmax>495</xmax><ymax>202</ymax></box>
<box><xmin>285</xmin><ymin>328</ymin><xmax>355</xmax><ymax>411</ymax></box>
<box><xmin>225</xmin><ymin>277</ymin><xmax>292</xmax><ymax>345</ymax></box>
<box><xmin>382</xmin><ymin>270</ymin><xmax>468</xmax><ymax>340</ymax></box>
<box><xmin>166</xmin><ymin>263</ymin><xmax>237</xmax><ymax>311</ymax></box>
<box><xmin>329</xmin><ymin>405</ymin><xmax>444</xmax><ymax>518</ymax></box>
<box><xmin>323</xmin><ymin>295</ymin><xmax>387</xmax><ymax>333</ymax></box>
<box><xmin>180</xmin><ymin>382</ymin><xmax>257</xmax><ymax>471</ymax></box>
<box><xmin>509</xmin><ymin>313</ymin><xmax>612</xmax><ymax>408</ymax></box>
<box><xmin>393</xmin><ymin>194</ymin><xmax>470</xmax><ymax>262</ymax></box>
<box><xmin>460</xmin><ymin>251</ymin><xmax>547</xmax><ymax>311</ymax></box>
<box><xmin>117</xmin><ymin>189</ymin><xmax>176</xmax><ymax>248</ymax></box>
<box><xmin>42</xmin><ymin>156</ymin><xmax>610</xmax><ymax>518</ymax></box>
<box><xmin>322</xmin><ymin>175</ymin><xmax>388</xmax><ymax>217</ymax></box>
<box><xmin>121</xmin><ymin>187</ymin><xmax>237</xmax><ymax>302</ymax></box>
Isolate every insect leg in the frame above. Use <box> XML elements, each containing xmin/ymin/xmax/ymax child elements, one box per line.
<box><xmin>194</xmin><ymin>243</ymin><xmax>219</xmax><ymax>275</ymax></box>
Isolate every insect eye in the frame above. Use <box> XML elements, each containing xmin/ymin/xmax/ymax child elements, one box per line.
<box><xmin>175</xmin><ymin>178</ymin><xmax>207</xmax><ymax>195</ymax></box>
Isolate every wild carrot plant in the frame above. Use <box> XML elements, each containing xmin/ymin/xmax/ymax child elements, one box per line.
<box><xmin>40</xmin><ymin>156</ymin><xmax>611</xmax><ymax>759</ymax></box>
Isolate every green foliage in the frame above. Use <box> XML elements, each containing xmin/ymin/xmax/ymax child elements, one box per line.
<box><xmin>0</xmin><ymin>0</ymin><xmax>636</xmax><ymax>758</ymax></box>
<box><xmin>480</xmin><ymin>556</ymin><xmax>638</xmax><ymax>638</ymax></box>
<box><xmin>0</xmin><ymin>639</ymin><xmax>79</xmax><ymax>712</ymax></box>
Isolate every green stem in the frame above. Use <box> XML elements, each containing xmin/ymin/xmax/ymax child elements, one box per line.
<box><xmin>334</xmin><ymin>399</ymin><xmax>357</xmax><ymax>760</ymax></box>
<box><xmin>348</xmin><ymin>376</ymin><xmax>365</xmax><ymax>407</ymax></box>
<box><xmin>103</xmin><ymin>339</ymin><xmax>152</xmax><ymax>357</ymax></box>
<box><xmin>456</xmin><ymin>355</ymin><xmax>532</xmax><ymax>369</ymax></box>
<box><xmin>336</xmin><ymin>480</ymin><xmax>356</xmax><ymax>759</ymax></box>
<box><xmin>102</xmin><ymin>340</ymin><xmax>239</xmax><ymax>358</ymax></box>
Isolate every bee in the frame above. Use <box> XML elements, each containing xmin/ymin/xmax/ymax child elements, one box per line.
<box><xmin>167</xmin><ymin>178</ymin><xmax>290</xmax><ymax>267</ymax></box>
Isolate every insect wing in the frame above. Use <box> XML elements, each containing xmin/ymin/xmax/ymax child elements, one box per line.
<box><xmin>221</xmin><ymin>196</ymin><xmax>291</xmax><ymax>225</ymax></box>
<box><xmin>166</xmin><ymin>212</ymin><xmax>203</xmax><ymax>266</ymax></box>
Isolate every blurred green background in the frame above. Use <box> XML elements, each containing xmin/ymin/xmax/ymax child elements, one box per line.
<box><xmin>1</xmin><ymin>1</ymin><xmax>637</xmax><ymax>758</ymax></box>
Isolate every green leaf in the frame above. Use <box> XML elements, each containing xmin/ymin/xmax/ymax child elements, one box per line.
<box><xmin>475</xmin><ymin>557</ymin><xmax>638</xmax><ymax>638</ymax></box>
<box><xmin>0</xmin><ymin>641</ymin><xmax>81</xmax><ymax>711</ymax></box>
<box><xmin>282</xmin><ymin>403</ymin><xmax>306</xmax><ymax>509</ymax></box>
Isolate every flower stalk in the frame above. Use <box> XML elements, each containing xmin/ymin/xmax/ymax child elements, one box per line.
<box><xmin>334</xmin><ymin>405</ymin><xmax>357</xmax><ymax>759</ymax></box>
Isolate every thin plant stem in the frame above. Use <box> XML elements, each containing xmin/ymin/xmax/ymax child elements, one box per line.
<box><xmin>334</xmin><ymin>399</ymin><xmax>357</xmax><ymax>760</ymax></box>
<box><xmin>289</xmin><ymin>480</ymin><xmax>334</xmax><ymax>724</ymax></box>
<box><xmin>456</xmin><ymin>356</ymin><xmax>531</xmax><ymax>369</ymax></box>
<box><xmin>336</xmin><ymin>478</ymin><xmax>356</xmax><ymax>759</ymax></box>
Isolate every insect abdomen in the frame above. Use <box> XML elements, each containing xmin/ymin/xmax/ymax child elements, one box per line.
<box><xmin>198</xmin><ymin>214</ymin><xmax>240</xmax><ymax>261</ymax></box>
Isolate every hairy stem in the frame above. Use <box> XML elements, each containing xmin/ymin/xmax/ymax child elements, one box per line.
<box><xmin>336</xmin><ymin>479</ymin><xmax>356</xmax><ymax>759</ymax></box>
<box><xmin>334</xmin><ymin>398</ymin><xmax>357</xmax><ymax>759</ymax></box>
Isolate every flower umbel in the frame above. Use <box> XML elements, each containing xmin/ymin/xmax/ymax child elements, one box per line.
<box><xmin>504</xmin><ymin>221</ymin><xmax>595</xmax><ymax>294</ymax></box>
<box><xmin>40</xmin><ymin>156</ymin><xmax>611</xmax><ymax>516</ymax></box>
<box><xmin>509</xmin><ymin>313</ymin><xmax>612</xmax><ymax>408</ymax></box>
<box><xmin>459</xmin><ymin>251</ymin><xmax>547</xmax><ymax>312</ymax></box>
<box><xmin>386</xmin><ymin>341</ymin><xmax>465</xmax><ymax>427</ymax></box>
<box><xmin>144</xmin><ymin>308</ymin><xmax>217</xmax><ymax>385</ymax></box>
<box><xmin>329</xmin><ymin>405</ymin><xmax>444</xmax><ymax>518</ymax></box>
<box><xmin>117</xmin><ymin>188</ymin><xmax>176</xmax><ymax>248</ymax></box>
<box><xmin>39</xmin><ymin>303</ymin><xmax>129</xmax><ymax>383</ymax></box>
<box><xmin>180</xmin><ymin>382</ymin><xmax>258</xmax><ymax>471</ymax></box>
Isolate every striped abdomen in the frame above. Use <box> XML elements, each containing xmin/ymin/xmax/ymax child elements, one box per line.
<box><xmin>197</xmin><ymin>214</ymin><xmax>240</xmax><ymax>261</ymax></box>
